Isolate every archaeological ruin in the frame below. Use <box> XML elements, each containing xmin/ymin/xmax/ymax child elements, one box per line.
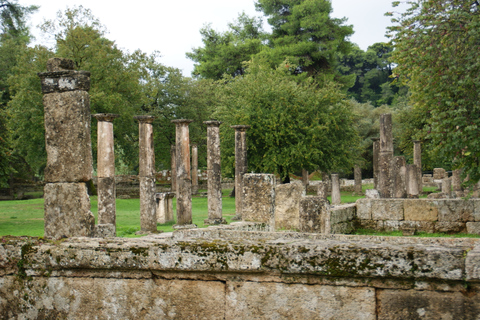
<box><xmin>2</xmin><ymin>58</ymin><xmax>480</xmax><ymax>318</ymax></box>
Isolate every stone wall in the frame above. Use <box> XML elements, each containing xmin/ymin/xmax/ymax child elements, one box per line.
<box><xmin>356</xmin><ymin>198</ymin><xmax>480</xmax><ymax>234</ymax></box>
<box><xmin>1</xmin><ymin>231</ymin><xmax>480</xmax><ymax>319</ymax></box>
<box><xmin>330</xmin><ymin>204</ymin><xmax>356</xmax><ymax>234</ymax></box>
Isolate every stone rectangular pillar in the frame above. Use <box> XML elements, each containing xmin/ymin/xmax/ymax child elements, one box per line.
<box><xmin>231</xmin><ymin>125</ymin><xmax>250</xmax><ymax>220</ymax></box>
<box><xmin>371</xmin><ymin>137</ymin><xmax>380</xmax><ymax>190</ymax></box>
<box><xmin>191</xmin><ymin>144</ymin><xmax>199</xmax><ymax>195</ymax></box>
<box><xmin>93</xmin><ymin>113</ymin><xmax>119</xmax><ymax>237</ymax></box>
<box><xmin>378</xmin><ymin>114</ymin><xmax>393</xmax><ymax>198</ymax></box>
<box><xmin>170</xmin><ymin>145</ymin><xmax>176</xmax><ymax>192</ymax></box>
<box><xmin>299</xmin><ymin>196</ymin><xmax>330</xmax><ymax>234</ymax></box>
<box><xmin>413</xmin><ymin>140</ymin><xmax>423</xmax><ymax>194</ymax></box>
<box><xmin>38</xmin><ymin>57</ymin><xmax>95</xmax><ymax>239</ymax></box>
<box><xmin>274</xmin><ymin>181</ymin><xmax>304</xmax><ymax>231</ymax></box>
<box><xmin>392</xmin><ymin>156</ymin><xmax>406</xmax><ymax>198</ymax></box>
<box><xmin>204</xmin><ymin>121</ymin><xmax>226</xmax><ymax>225</ymax></box>
<box><xmin>331</xmin><ymin>174</ymin><xmax>341</xmax><ymax>205</ymax></box>
<box><xmin>442</xmin><ymin>177</ymin><xmax>452</xmax><ymax>198</ymax></box>
<box><xmin>452</xmin><ymin>169</ymin><xmax>463</xmax><ymax>198</ymax></box>
<box><xmin>302</xmin><ymin>169</ymin><xmax>309</xmax><ymax>188</ymax></box>
<box><xmin>134</xmin><ymin>115</ymin><xmax>157</xmax><ymax>233</ymax></box>
<box><xmin>406</xmin><ymin>164</ymin><xmax>419</xmax><ymax>198</ymax></box>
<box><xmin>354</xmin><ymin>165</ymin><xmax>362</xmax><ymax>195</ymax></box>
<box><xmin>242</xmin><ymin>173</ymin><xmax>276</xmax><ymax>228</ymax></box>
<box><xmin>172</xmin><ymin>119</ymin><xmax>196</xmax><ymax>228</ymax></box>
<box><xmin>156</xmin><ymin>192</ymin><xmax>175</xmax><ymax>224</ymax></box>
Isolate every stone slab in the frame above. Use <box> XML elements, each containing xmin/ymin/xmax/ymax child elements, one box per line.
<box><xmin>404</xmin><ymin>199</ymin><xmax>438</xmax><ymax>221</ymax></box>
<box><xmin>225</xmin><ymin>282</ymin><xmax>376</xmax><ymax>320</ymax></box>
<box><xmin>242</xmin><ymin>174</ymin><xmax>276</xmax><ymax>226</ymax></box>
<box><xmin>44</xmin><ymin>182</ymin><xmax>95</xmax><ymax>239</ymax></box>
<box><xmin>372</xmin><ymin>200</ymin><xmax>404</xmax><ymax>221</ymax></box>
<box><xmin>274</xmin><ymin>181</ymin><xmax>304</xmax><ymax>231</ymax></box>
<box><xmin>299</xmin><ymin>196</ymin><xmax>330</xmax><ymax>233</ymax></box>
<box><xmin>467</xmin><ymin>222</ymin><xmax>480</xmax><ymax>235</ymax></box>
<box><xmin>356</xmin><ymin>198</ymin><xmax>372</xmax><ymax>220</ymax></box>
<box><xmin>434</xmin><ymin>199</ymin><xmax>474</xmax><ymax>222</ymax></box>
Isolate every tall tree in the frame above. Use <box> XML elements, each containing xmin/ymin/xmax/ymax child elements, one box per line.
<box><xmin>389</xmin><ymin>0</ymin><xmax>480</xmax><ymax>184</ymax></box>
<box><xmin>215</xmin><ymin>59</ymin><xmax>359</xmax><ymax>182</ymax></box>
<box><xmin>0</xmin><ymin>0</ymin><xmax>38</xmax><ymax>40</ymax></box>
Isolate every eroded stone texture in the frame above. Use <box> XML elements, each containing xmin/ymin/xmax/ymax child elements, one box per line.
<box><xmin>413</xmin><ymin>140</ymin><xmax>423</xmax><ymax>193</ymax></box>
<box><xmin>226</xmin><ymin>282</ymin><xmax>376</xmax><ymax>320</ymax></box>
<box><xmin>356</xmin><ymin>198</ymin><xmax>372</xmax><ymax>220</ymax></box>
<box><xmin>433</xmin><ymin>167</ymin><xmax>447</xmax><ymax>180</ymax></box>
<box><xmin>372</xmin><ymin>199</ymin><xmax>404</xmax><ymax>221</ymax></box>
<box><xmin>404</xmin><ymin>199</ymin><xmax>438</xmax><ymax>221</ymax></box>
<box><xmin>242</xmin><ymin>174</ymin><xmax>276</xmax><ymax>226</ymax></box>
<box><xmin>452</xmin><ymin>169</ymin><xmax>463</xmax><ymax>198</ymax></box>
<box><xmin>434</xmin><ymin>199</ymin><xmax>474</xmax><ymax>222</ymax></box>
<box><xmin>43</xmin><ymin>91</ymin><xmax>93</xmax><ymax>182</ymax></box>
<box><xmin>317</xmin><ymin>181</ymin><xmax>328</xmax><ymax>200</ymax></box>
<box><xmin>378</xmin><ymin>114</ymin><xmax>393</xmax><ymax>198</ymax></box>
<box><xmin>406</xmin><ymin>164</ymin><xmax>419</xmax><ymax>198</ymax></box>
<box><xmin>232</xmin><ymin>125</ymin><xmax>250</xmax><ymax>220</ymax></box>
<box><xmin>330</xmin><ymin>204</ymin><xmax>356</xmax><ymax>234</ymax></box>
<box><xmin>97</xmin><ymin>177</ymin><xmax>116</xmax><ymax>226</ymax></box>
<box><xmin>442</xmin><ymin>177</ymin><xmax>452</xmax><ymax>198</ymax></box>
<box><xmin>372</xmin><ymin>137</ymin><xmax>380</xmax><ymax>189</ymax></box>
<box><xmin>331</xmin><ymin>174</ymin><xmax>341</xmax><ymax>205</ymax></box>
<box><xmin>191</xmin><ymin>144</ymin><xmax>198</xmax><ymax>194</ymax></box>
<box><xmin>354</xmin><ymin>165</ymin><xmax>362</xmax><ymax>195</ymax></box>
<box><xmin>392</xmin><ymin>156</ymin><xmax>406</xmax><ymax>198</ymax></box>
<box><xmin>139</xmin><ymin>176</ymin><xmax>157</xmax><ymax>232</ymax></box>
<box><xmin>44</xmin><ymin>183</ymin><xmax>95</xmax><ymax>238</ymax></box>
<box><xmin>156</xmin><ymin>192</ymin><xmax>175</xmax><ymax>224</ymax></box>
<box><xmin>299</xmin><ymin>196</ymin><xmax>330</xmax><ymax>233</ymax></box>
<box><xmin>274</xmin><ymin>181</ymin><xmax>305</xmax><ymax>231</ymax></box>
<box><xmin>204</xmin><ymin>121</ymin><xmax>225</xmax><ymax>225</ymax></box>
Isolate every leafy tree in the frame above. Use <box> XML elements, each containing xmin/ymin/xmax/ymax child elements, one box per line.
<box><xmin>214</xmin><ymin>59</ymin><xmax>359</xmax><ymax>182</ymax></box>
<box><xmin>186</xmin><ymin>13</ymin><xmax>266</xmax><ymax>79</ymax></box>
<box><xmin>0</xmin><ymin>0</ymin><xmax>38</xmax><ymax>40</ymax></box>
<box><xmin>389</xmin><ymin>0</ymin><xmax>480</xmax><ymax>184</ymax></box>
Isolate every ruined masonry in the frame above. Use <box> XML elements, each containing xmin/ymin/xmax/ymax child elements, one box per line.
<box><xmin>231</xmin><ymin>125</ymin><xmax>250</xmax><ymax>220</ymax></box>
<box><xmin>38</xmin><ymin>58</ymin><xmax>95</xmax><ymax>239</ymax></box>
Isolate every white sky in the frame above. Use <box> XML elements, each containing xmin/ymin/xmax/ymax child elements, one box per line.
<box><xmin>18</xmin><ymin>0</ymin><xmax>406</xmax><ymax>76</ymax></box>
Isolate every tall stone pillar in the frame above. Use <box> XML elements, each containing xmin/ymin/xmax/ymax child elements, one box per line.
<box><xmin>378</xmin><ymin>114</ymin><xmax>393</xmax><ymax>198</ymax></box>
<box><xmin>170</xmin><ymin>145</ymin><xmax>176</xmax><ymax>192</ymax></box>
<box><xmin>442</xmin><ymin>177</ymin><xmax>452</xmax><ymax>198</ymax></box>
<box><xmin>38</xmin><ymin>57</ymin><xmax>95</xmax><ymax>239</ymax></box>
<box><xmin>392</xmin><ymin>156</ymin><xmax>406</xmax><ymax>198</ymax></box>
<box><xmin>302</xmin><ymin>169</ymin><xmax>309</xmax><ymax>188</ymax></box>
<box><xmin>93</xmin><ymin>113</ymin><xmax>119</xmax><ymax>236</ymax></box>
<box><xmin>354</xmin><ymin>165</ymin><xmax>362</xmax><ymax>195</ymax></box>
<box><xmin>191</xmin><ymin>144</ymin><xmax>199</xmax><ymax>195</ymax></box>
<box><xmin>331</xmin><ymin>174</ymin><xmax>341</xmax><ymax>205</ymax></box>
<box><xmin>172</xmin><ymin>119</ymin><xmax>196</xmax><ymax>228</ymax></box>
<box><xmin>406</xmin><ymin>164</ymin><xmax>419</xmax><ymax>198</ymax></box>
<box><xmin>134</xmin><ymin>115</ymin><xmax>157</xmax><ymax>233</ymax></box>
<box><xmin>372</xmin><ymin>137</ymin><xmax>380</xmax><ymax>190</ymax></box>
<box><xmin>452</xmin><ymin>169</ymin><xmax>463</xmax><ymax>198</ymax></box>
<box><xmin>317</xmin><ymin>182</ymin><xmax>328</xmax><ymax>201</ymax></box>
<box><xmin>413</xmin><ymin>140</ymin><xmax>423</xmax><ymax>194</ymax></box>
<box><xmin>204</xmin><ymin>121</ymin><xmax>226</xmax><ymax>225</ymax></box>
<box><xmin>231</xmin><ymin>125</ymin><xmax>250</xmax><ymax>220</ymax></box>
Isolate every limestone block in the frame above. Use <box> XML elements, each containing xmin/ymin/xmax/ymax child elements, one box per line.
<box><xmin>377</xmin><ymin>289</ymin><xmax>466</xmax><ymax>320</ymax></box>
<box><xmin>434</xmin><ymin>199</ymin><xmax>474</xmax><ymax>222</ymax></box>
<box><xmin>226</xmin><ymin>282</ymin><xmax>376</xmax><ymax>320</ymax></box>
<box><xmin>274</xmin><ymin>181</ymin><xmax>304</xmax><ymax>230</ymax></box>
<box><xmin>467</xmin><ymin>222</ymin><xmax>480</xmax><ymax>235</ymax></box>
<box><xmin>140</xmin><ymin>176</ymin><xmax>157</xmax><ymax>232</ymax></box>
<box><xmin>473</xmin><ymin>199</ymin><xmax>480</xmax><ymax>221</ymax></box>
<box><xmin>43</xmin><ymin>91</ymin><xmax>93</xmax><ymax>182</ymax></box>
<box><xmin>330</xmin><ymin>204</ymin><xmax>356</xmax><ymax>225</ymax></box>
<box><xmin>398</xmin><ymin>221</ymin><xmax>435</xmax><ymax>233</ymax></box>
<box><xmin>403</xmin><ymin>199</ymin><xmax>438</xmax><ymax>221</ymax></box>
<box><xmin>97</xmin><ymin>177</ymin><xmax>116</xmax><ymax>226</ymax></box>
<box><xmin>433</xmin><ymin>168</ymin><xmax>447</xmax><ymax>180</ymax></box>
<box><xmin>383</xmin><ymin>220</ymin><xmax>400</xmax><ymax>231</ymax></box>
<box><xmin>372</xmin><ymin>200</ymin><xmax>404</xmax><ymax>221</ymax></box>
<box><xmin>38</xmin><ymin>70</ymin><xmax>91</xmax><ymax>93</ymax></box>
<box><xmin>465</xmin><ymin>244</ymin><xmax>480</xmax><ymax>281</ymax></box>
<box><xmin>434</xmin><ymin>222</ymin><xmax>466</xmax><ymax>233</ymax></box>
<box><xmin>94</xmin><ymin>224</ymin><xmax>116</xmax><ymax>238</ymax></box>
<box><xmin>356</xmin><ymin>198</ymin><xmax>372</xmax><ymax>220</ymax></box>
<box><xmin>331</xmin><ymin>221</ymin><xmax>355</xmax><ymax>234</ymax></box>
<box><xmin>242</xmin><ymin>174</ymin><xmax>276</xmax><ymax>226</ymax></box>
<box><xmin>299</xmin><ymin>196</ymin><xmax>330</xmax><ymax>233</ymax></box>
<box><xmin>44</xmin><ymin>182</ymin><xmax>95</xmax><ymax>239</ymax></box>
<box><xmin>365</xmin><ymin>189</ymin><xmax>380</xmax><ymax>199</ymax></box>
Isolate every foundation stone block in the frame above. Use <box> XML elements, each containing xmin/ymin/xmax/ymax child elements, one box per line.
<box><xmin>372</xmin><ymin>199</ymin><xmax>404</xmax><ymax>221</ymax></box>
<box><xmin>274</xmin><ymin>181</ymin><xmax>304</xmax><ymax>231</ymax></box>
<box><xmin>434</xmin><ymin>199</ymin><xmax>474</xmax><ymax>222</ymax></box>
<box><xmin>403</xmin><ymin>199</ymin><xmax>438</xmax><ymax>221</ymax></box>
<box><xmin>242</xmin><ymin>174</ymin><xmax>276</xmax><ymax>226</ymax></box>
<box><xmin>299</xmin><ymin>196</ymin><xmax>330</xmax><ymax>233</ymax></box>
<box><xmin>356</xmin><ymin>198</ymin><xmax>372</xmax><ymax>220</ymax></box>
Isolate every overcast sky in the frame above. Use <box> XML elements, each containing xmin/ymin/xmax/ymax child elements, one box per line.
<box><xmin>18</xmin><ymin>0</ymin><xmax>406</xmax><ymax>76</ymax></box>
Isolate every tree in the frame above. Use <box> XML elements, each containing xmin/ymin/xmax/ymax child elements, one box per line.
<box><xmin>0</xmin><ymin>0</ymin><xmax>38</xmax><ymax>40</ymax></box>
<box><xmin>389</xmin><ymin>0</ymin><xmax>480</xmax><ymax>184</ymax></box>
<box><xmin>186</xmin><ymin>13</ymin><xmax>266</xmax><ymax>79</ymax></box>
<box><xmin>214</xmin><ymin>59</ymin><xmax>359</xmax><ymax>182</ymax></box>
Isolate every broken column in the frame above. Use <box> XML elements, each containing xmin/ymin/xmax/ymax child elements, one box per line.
<box><xmin>299</xmin><ymin>196</ymin><xmax>330</xmax><ymax>234</ymax></box>
<box><xmin>170</xmin><ymin>145</ymin><xmax>176</xmax><ymax>192</ymax></box>
<box><xmin>156</xmin><ymin>192</ymin><xmax>175</xmax><ymax>224</ymax></box>
<box><xmin>354</xmin><ymin>165</ymin><xmax>362</xmax><ymax>195</ymax></box>
<box><xmin>378</xmin><ymin>114</ymin><xmax>393</xmax><ymax>198</ymax></box>
<box><xmin>191</xmin><ymin>144</ymin><xmax>199</xmax><ymax>195</ymax></box>
<box><xmin>38</xmin><ymin>57</ymin><xmax>95</xmax><ymax>239</ymax></box>
<box><xmin>317</xmin><ymin>182</ymin><xmax>328</xmax><ymax>201</ymax></box>
<box><xmin>93</xmin><ymin>113</ymin><xmax>119</xmax><ymax>236</ymax></box>
<box><xmin>231</xmin><ymin>125</ymin><xmax>250</xmax><ymax>220</ymax></box>
<box><xmin>392</xmin><ymin>156</ymin><xmax>406</xmax><ymax>198</ymax></box>
<box><xmin>413</xmin><ymin>140</ymin><xmax>423</xmax><ymax>194</ymax></box>
<box><xmin>372</xmin><ymin>137</ymin><xmax>380</xmax><ymax>190</ymax></box>
<box><xmin>452</xmin><ymin>169</ymin><xmax>463</xmax><ymax>198</ymax></box>
<box><xmin>134</xmin><ymin>115</ymin><xmax>157</xmax><ymax>233</ymax></box>
<box><xmin>172</xmin><ymin>119</ymin><xmax>196</xmax><ymax>228</ymax></box>
<box><xmin>331</xmin><ymin>174</ymin><xmax>341</xmax><ymax>205</ymax></box>
<box><xmin>302</xmin><ymin>169</ymin><xmax>309</xmax><ymax>188</ymax></box>
<box><xmin>204</xmin><ymin>121</ymin><xmax>226</xmax><ymax>225</ymax></box>
<box><xmin>242</xmin><ymin>173</ymin><xmax>276</xmax><ymax>228</ymax></box>
<box><xmin>442</xmin><ymin>177</ymin><xmax>452</xmax><ymax>198</ymax></box>
<box><xmin>406</xmin><ymin>164</ymin><xmax>419</xmax><ymax>198</ymax></box>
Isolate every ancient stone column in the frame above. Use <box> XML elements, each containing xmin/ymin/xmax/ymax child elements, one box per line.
<box><xmin>406</xmin><ymin>164</ymin><xmax>419</xmax><ymax>198</ymax></box>
<box><xmin>156</xmin><ymin>192</ymin><xmax>175</xmax><ymax>224</ymax></box>
<box><xmin>38</xmin><ymin>57</ymin><xmax>95</xmax><ymax>239</ymax></box>
<box><xmin>452</xmin><ymin>169</ymin><xmax>463</xmax><ymax>198</ymax></box>
<box><xmin>371</xmin><ymin>137</ymin><xmax>380</xmax><ymax>190</ymax></box>
<box><xmin>413</xmin><ymin>140</ymin><xmax>423</xmax><ymax>194</ymax></box>
<box><xmin>204</xmin><ymin>121</ymin><xmax>226</xmax><ymax>225</ymax></box>
<box><xmin>378</xmin><ymin>114</ymin><xmax>393</xmax><ymax>198</ymax></box>
<box><xmin>172</xmin><ymin>119</ymin><xmax>196</xmax><ymax>228</ymax></box>
<box><xmin>442</xmin><ymin>177</ymin><xmax>452</xmax><ymax>198</ymax></box>
<box><xmin>191</xmin><ymin>144</ymin><xmax>199</xmax><ymax>195</ymax></box>
<box><xmin>302</xmin><ymin>169</ymin><xmax>309</xmax><ymax>188</ymax></box>
<box><xmin>317</xmin><ymin>182</ymin><xmax>328</xmax><ymax>201</ymax></box>
<box><xmin>354</xmin><ymin>165</ymin><xmax>362</xmax><ymax>195</ymax></box>
<box><xmin>170</xmin><ymin>145</ymin><xmax>176</xmax><ymax>192</ymax></box>
<box><xmin>93</xmin><ymin>113</ymin><xmax>119</xmax><ymax>236</ymax></box>
<box><xmin>231</xmin><ymin>125</ymin><xmax>250</xmax><ymax>220</ymax></box>
<box><xmin>134</xmin><ymin>115</ymin><xmax>157</xmax><ymax>233</ymax></box>
<box><xmin>331</xmin><ymin>174</ymin><xmax>341</xmax><ymax>205</ymax></box>
<box><xmin>392</xmin><ymin>156</ymin><xmax>406</xmax><ymax>198</ymax></box>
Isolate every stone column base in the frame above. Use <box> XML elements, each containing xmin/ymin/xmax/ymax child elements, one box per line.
<box><xmin>204</xmin><ymin>218</ymin><xmax>228</xmax><ymax>226</ymax></box>
<box><xmin>94</xmin><ymin>224</ymin><xmax>116</xmax><ymax>237</ymax></box>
